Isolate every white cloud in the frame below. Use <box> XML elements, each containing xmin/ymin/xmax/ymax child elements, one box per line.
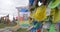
<box><xmin>0</xmin><ymin>0</ymin><xmax>29</xmax><ymax>16</ymax></box>
<box><xmin>0</xmin><ymin>0</ymin><xmax>29</xmax><ymax>20</ymax></box>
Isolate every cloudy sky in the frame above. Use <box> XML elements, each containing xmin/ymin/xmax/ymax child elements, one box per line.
<box><xmin>0</xmin><ymin>0</ymin><xmax>29</xmax><ymax>17</ymax></box>
<box><xmin>0</xmin><ymin>0</ymin><xmax>29</xmax><ymax>20</ymax></box>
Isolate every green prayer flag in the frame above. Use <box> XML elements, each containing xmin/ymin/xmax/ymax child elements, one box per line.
<box><xmin>48</xmin><ymin>0</ymin><xmax>60</xmax><ymax>8</ymax></box>
<box><xmin>49</xmin><ymin>24</ymin><xmax>56</xmax><ymax>32</ymax></box>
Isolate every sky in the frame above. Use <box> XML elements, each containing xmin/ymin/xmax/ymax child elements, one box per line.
<box><xmin>0</xmin><ymin>0</ymin><xmax>29</xmax><ymax>20</ymax></box>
